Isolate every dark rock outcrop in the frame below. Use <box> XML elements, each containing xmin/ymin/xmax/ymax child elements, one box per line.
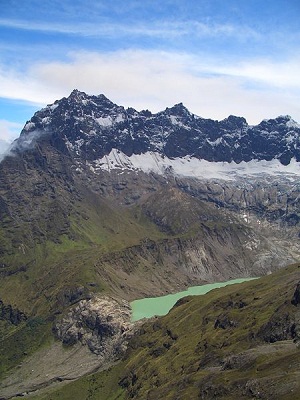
<box><xmin>0</xmin><ymin>300</ymin><xmax>27</xmax><ymax>325</ymax></box>
<box><xmin>291</xmin><ymin>281</ymin><xmax>300</xmax><ymax>306</ymax></box>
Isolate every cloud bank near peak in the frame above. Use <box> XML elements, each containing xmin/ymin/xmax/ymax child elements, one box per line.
<box><xmin>0</xmin><ymin>49</ymin><xmax>299</xmax><ymax>125</ymax></box>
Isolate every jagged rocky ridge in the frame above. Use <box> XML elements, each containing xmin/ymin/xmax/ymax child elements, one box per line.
<box><xmin>17</xmin><ymin>89</ymin><xmax>300</xmax><ymax>165</ymax></box>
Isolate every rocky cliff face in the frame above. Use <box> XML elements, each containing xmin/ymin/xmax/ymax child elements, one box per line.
<box><xmin>0</xmin><ymin>300</ymin><xmax>27</xmax><ymax>325</ymax></box>
<box><xmin>176</xmin><ymin>176</ymin><xmax>300</xmax><ymax>232</ymax></box>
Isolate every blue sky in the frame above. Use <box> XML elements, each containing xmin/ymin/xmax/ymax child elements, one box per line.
<box><xmin>0</xmin><ymin>0</ymin><xmax>300</xmax><ymax>151</ymax></box>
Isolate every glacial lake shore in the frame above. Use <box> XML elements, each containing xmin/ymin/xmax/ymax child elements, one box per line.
<box><xmin>131</xmin><ymin>278</ymin><xmax>257</xmax><ymax>321</ymax></box>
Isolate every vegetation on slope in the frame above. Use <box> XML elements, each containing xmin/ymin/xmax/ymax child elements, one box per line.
<box><xmin>28</xmin><ymin>263</ymin><xmax>300</xmax><ymax>400</ymax></box>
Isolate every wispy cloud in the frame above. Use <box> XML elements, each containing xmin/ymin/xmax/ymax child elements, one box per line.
<box><xmin>0</xmin><ymin>64</ymin><xmax>51</xmax><ymax>106</ymax></box>
<box><xmin>0</xmin><ymin>17</ymin><xmax>260</xmax><ymax>41</ymax></box>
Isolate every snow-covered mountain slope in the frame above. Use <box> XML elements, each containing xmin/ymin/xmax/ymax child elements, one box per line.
<box><xmin>89</xmin><ymin>149</ymin><xmax>300</xmax><ymax>181</ymax></box>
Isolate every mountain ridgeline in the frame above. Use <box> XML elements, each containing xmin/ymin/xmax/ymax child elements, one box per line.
<box><xmin>17</xmin><ymin>89</ymin><xmax>300</xmax><ymax>164</ymax></box>
<box><xmin>0</xmin><ymin>90</ymin><xmax>299</xmax><ymax>398</ymax></box>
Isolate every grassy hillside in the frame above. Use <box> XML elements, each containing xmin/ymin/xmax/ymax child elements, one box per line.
<box><xmin>28</xmin><ymin>263</ymin><xmax>300</xmax><ymax>400</ymax></box>
<box><xmin>1</xmin><ymin>179</ymin><xmax>252</xmax><ymax>381</ymax></box>
<box><xmin>29</xmin><ymin>363</ymin><xmax>126</xmax><ymax>400</ymax></box>
<box><xmin>0</xmin><ymin>188</ymin><xmax>166</xmax><ymax>380</ymax></box>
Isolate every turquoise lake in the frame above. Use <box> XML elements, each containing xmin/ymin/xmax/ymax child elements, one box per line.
<box><xmin>131</xmin><ymin>278</ymin><xmax>256</xmax><ymax>321</ymax></box>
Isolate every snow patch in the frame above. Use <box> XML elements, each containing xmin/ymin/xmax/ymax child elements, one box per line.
<box><xmin>95</xmin><ymin>114</ymin><xmax>125</xmax><ymax>127</ymax></box>
<box><xmin>23</xmin><ymin>122</ymin><xmax>36</xmax><ymax>131</ymax></box>
<box><xmin>115</xmin><ymin>114</ymin><xmax>125</xmax><ymax>123</ymax></box>
<box><xmin>65</xmin><ymin>139</ymin><xmax>75</xmax><ymax>152</ymax></box>
<box><xmin>75</xmin><ymin>139</ymin><xmax>85</xmax><ymax>148</ymax></box>
<box><xmin>286</xmin><ymin>118</ymin><xmax>300</xmax><ymax>129</ymax></box>
<box><xmin>207</xmin><ymin>137</ymin><xmax>223</xmax><ymax>146</ymax></box>
<box><xmin>95</xmin><ymin>116</ymin><xmax>113</xmax><ymax>127</ymax></box>
<box><xmin>48</xmin><ymin>103</ymin><xmax>59</xmax><ymax>111</ymax></box>
<box><xmin>42</xmin><ymin>117</ymin><xmax>51</xmax><ymax>125</ymax></box>
<box><xmin>170</xmin><ymin>115</ymin><xmax>183</xmax><ymax>126</ymax></box>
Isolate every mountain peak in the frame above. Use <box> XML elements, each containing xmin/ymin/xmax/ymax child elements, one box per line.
<box><xmin>258</xmin><ymin>115</ymin><xmax>300</xmax><ymax>131</ymax></box>
<box><xmin>66</xmin><ymin>90</ymin><xmax>117</xmax><ymax>109</ymax></box>
<box><xmin>164</xmin><ymin>102</ymin><xmax>191</xmax><ymax>117</ymax></box>
<box><xmin>223</xmin><ymin>115</ymin><xmax>247</xmax><ymax>124</ymax></box>
<box><xmin>68</xmin><ymin>89</ymin><xmax>88</xmax><ymax>101</ymax></box>
<box><xmin>277</xmin><ymin>115</ymin><xmax>300</xmax><ymax>128</ymax></box>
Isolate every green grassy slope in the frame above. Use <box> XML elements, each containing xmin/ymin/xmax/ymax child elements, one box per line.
<box><xmin>120</xmin><ymin>263</ymin><xmax>300</xmax><ymax>399</ymax></box>
<box><xmin>0</xmin><ymin>188</ymin><xmax>167</xmax><ymax>379</ymax></box>
<box><xmin>30</xmin><ymin>363</ymin><xmax>126</xmax><ymax>400</ymax></box>
<box><xmin>29</xmin><ymin>263</ymin><xmax>300</xmax><ymax>400</ymax></box>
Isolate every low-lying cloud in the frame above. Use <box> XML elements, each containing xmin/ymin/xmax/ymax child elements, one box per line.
<box><xmin>0</xmin><ymin>119</ymin><xmax>23</xmax><ymax>160</ymax></box>
<box><xmin>0</xmin><ymin>126</ymin><xmax>48</xmax><ymax>163</ymax></box>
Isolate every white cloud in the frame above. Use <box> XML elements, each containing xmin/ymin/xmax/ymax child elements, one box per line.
<box><xmin>0</xmin><ymin>139</ymin><xmax>10</xmax><ymax>159</ymax></box>
<box><xmin>214</xmin><ymin>59</ymin><xmax>300</xmax><ymax>89</ymax></box>
<box><xmin>0</xmin><ymin>50</ymin><xmax>299</xmax><ymax>124</ymax></box>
